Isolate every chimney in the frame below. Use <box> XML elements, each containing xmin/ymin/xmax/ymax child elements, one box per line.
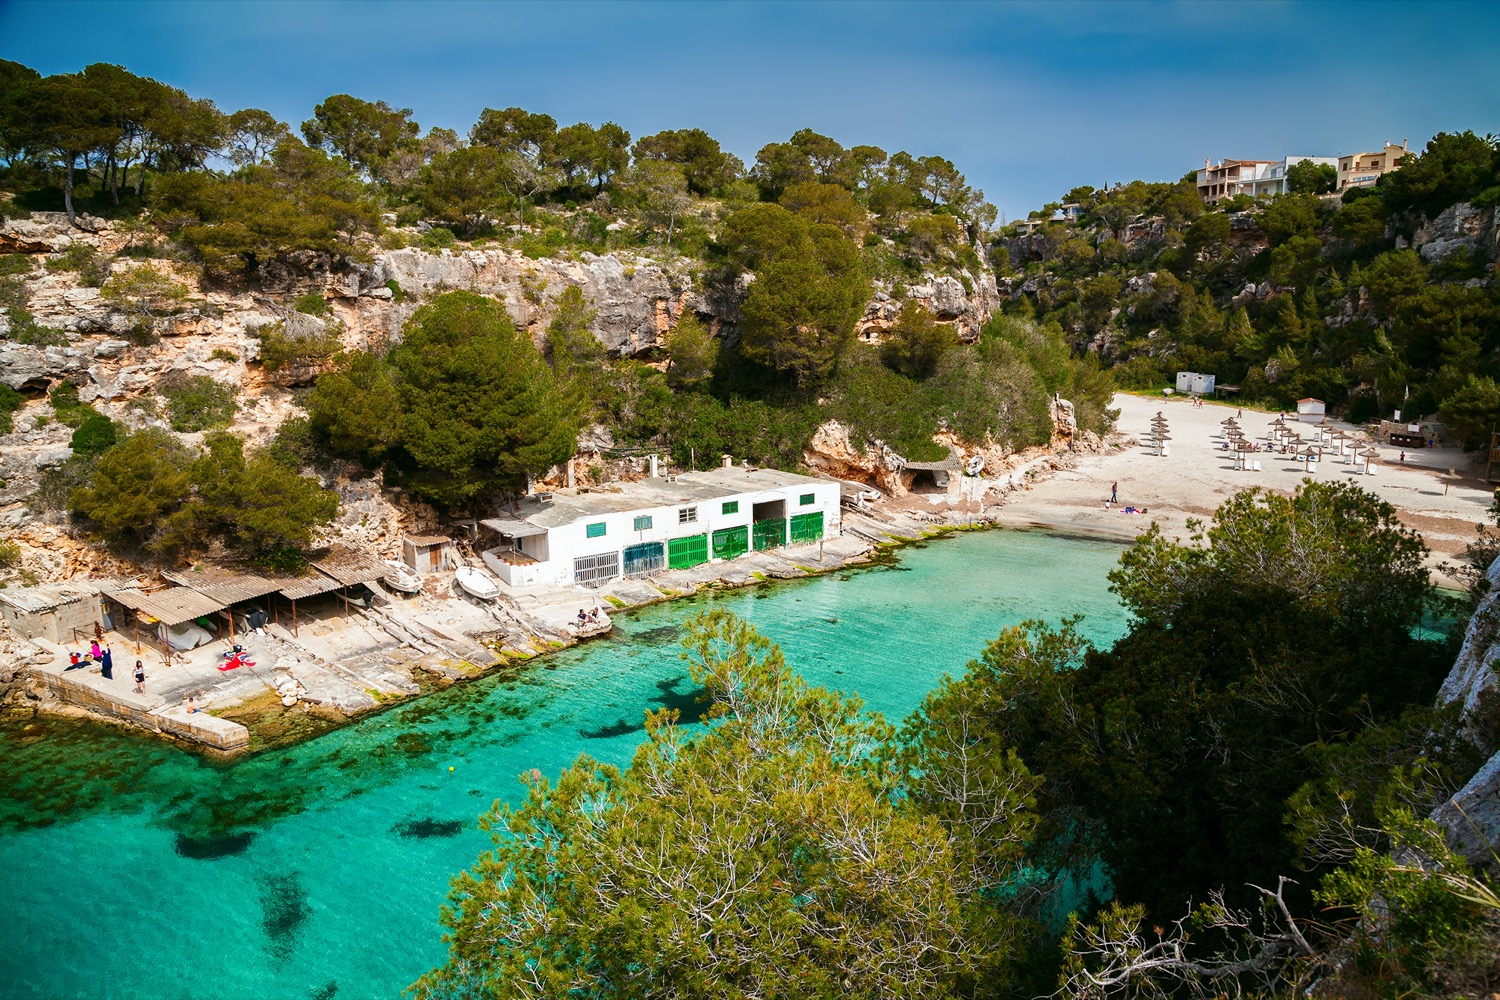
<box><xmin>648</xmin><ymin>454</ymin><xmax>659</xmax><ymax>478</ymax></box>
<box><xmin>722</xmin><ymin>454</ymin><xmax>732</xmax><ymax>469</ymax></box>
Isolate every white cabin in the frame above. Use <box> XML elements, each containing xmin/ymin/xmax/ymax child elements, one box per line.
<box><xmin>480</xmin><ymin>468</ymin><xmax>842</xmax><ymax>589</ymax></box>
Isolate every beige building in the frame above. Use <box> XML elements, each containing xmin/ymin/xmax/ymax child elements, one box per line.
<box><xmin>1337</xmin><ymin>141</ymin><xmax>1410</xmax><ymax>191</ymax></box>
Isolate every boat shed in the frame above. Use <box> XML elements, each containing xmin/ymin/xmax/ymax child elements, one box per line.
<box><xmin>479</xmin><ymin>467</ymin><xmax>842</xmax><ymax>589</ymax></box>
<box><xmin>402</xmin><ymin>534</ymin><xmax>453</xmax><ymax>574</ymax></box>
<box><xmin>0</xmin><ymin>581</ymin><xmax>107</xmax><ymax>643</ymax></box>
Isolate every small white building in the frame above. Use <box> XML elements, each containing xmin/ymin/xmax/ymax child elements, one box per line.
<box><xmin>479</xmin><ymin>467</ymin><xmax>843</xmax><ymax>589</ymax></box>
<box><xmin>1175</xmin><ymin>371</ymin><xmax>1216</xmax><ymax>395</ymax></box>
<box><xmin>1297</xmin><ymin>398</ymin><xmax>1326</xmax><ymax>423</ymax></box>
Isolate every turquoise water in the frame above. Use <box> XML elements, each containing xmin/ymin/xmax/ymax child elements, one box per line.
<box><xmin>0</xmin><ymin>529</ymin><xmax>1130</xmax><ymax>1000</ymax></box>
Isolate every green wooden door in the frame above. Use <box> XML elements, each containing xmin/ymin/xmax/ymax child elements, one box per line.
<box><xmin>752</xmin><ymin>518</ymin><xmax>786</xmax><ymax>552</ymax></box>
<box><xmin>789</xmin><ymin>511</ymin><xmax>824</xmax><ymax>543</ymax></box>
<box><xmin>712</xmin><ymin>525</ymin><xmax>749</xmax><ymax>560</ymax></box>
<box><xmin>668</xmin><ymin>534</ymin><xmax>708</xmax><ymax>569</ymax></box>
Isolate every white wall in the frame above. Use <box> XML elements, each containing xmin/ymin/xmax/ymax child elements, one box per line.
<box><xmin>530</xmin><ymin>480</ymin><xmax>843</xmax><ymax>588</ymax></box>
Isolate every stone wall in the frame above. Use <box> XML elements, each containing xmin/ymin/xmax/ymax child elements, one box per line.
<box><xmin>27</xmin><ymin>667</ymin><xmax>250</xmax><ymax>752</ymax></box>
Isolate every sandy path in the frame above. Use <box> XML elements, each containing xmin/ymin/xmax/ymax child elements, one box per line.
<box><xmin>999</xmin><ymin>394</ymin><xmax>1493</xmax><ymax>577</ymax></box>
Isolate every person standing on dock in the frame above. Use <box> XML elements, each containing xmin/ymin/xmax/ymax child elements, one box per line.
<box><xmin>133</xmin><ymin>660</ymin><xmax>146</xmax><ymax>695</ymax></box>
<box><xmin>100</xmin><ymin>647</ymin><xmax>113</xmax><ymax>680</ymax></box>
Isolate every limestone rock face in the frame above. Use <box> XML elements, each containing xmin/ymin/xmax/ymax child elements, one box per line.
<box><xmin>373</xmin><ymin>248</ymin><xmax>700</xmax><ymax>356</ymax></box>
<box><xmin>1431</xmin><ymin>553</ymin><xmax>1500</xmax><ymax>869</ymax></box>
<box><xmin>803</xmin><ymin>420</ymin><xmax>908</xmax><ymax>496</ymax></box>
<box><xmin>1431</xmin><ymin>750</ymin><xmax>1500</xmax><ymax>872</ymax></box>
<box><xmin>1438</xmin><ymin>557</ymin><xmax>1500</xmax><ymax>718</ymax></box>
<box><xmin>0</xmin><ymin>343</ymin><xmax>91</xmax><ymax>389</ymax></box>
<box><xmin>855</xmin><ymin>270</ymin><xmax>1001</xmax><ymax>344</ymax></box>
<box><xmin>1410</xmin><ymin>202</ymin><xmax>1500</xmax><ymax>263</ymax></box>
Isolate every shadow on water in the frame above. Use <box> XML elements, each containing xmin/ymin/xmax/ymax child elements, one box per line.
<box><xmin>174</xmin><ymin>830</ymin><xmax>256</xmax><ymax>859</ymax></box>
<box><xmin>390</xmin><ymin>818</ymin><xmax>466</xmax><ymax>839</ymax></box>
<box><xmin>629</xmin><ymin>624</ymin><xmax>681</xmax><ymax>645</ymax></box>
<box><xmin>650</xmin><ymin>674</ymin><xmax>709</xmax><ymax>724</ymax></box>
<box><xmin>308</xmin><ymin>981</ymin><xmax>338</xmax><ymax>1000</ymax></box>
<box><xmin>577</xmin><ymin>674</ymin><xmax>709</xmax><ymax>739</ymax></box>
<box><xmin>258</xmin><ymin>871</ymin><xmax>311</xmax><ymax>966</ymax></box>
<box><xmin>579</xmin><ymin>718</ymin><xmax>637</xmax><ymax>739</ymax></box>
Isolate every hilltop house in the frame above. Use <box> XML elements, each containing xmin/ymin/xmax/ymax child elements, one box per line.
<box><xmin>1195</xmin><ymin>156</ymin><xmax>1339</xmax><ymax>204</ymax></box>
<box><xmin>479</xmin><ymin>466</ymin><xmax>842</xmax><ymax>589</ymax></box>
<box><xmin>1338</xmin><ymin>141</ymin><xmax>1409</xmax><ymax>191</ymax></box>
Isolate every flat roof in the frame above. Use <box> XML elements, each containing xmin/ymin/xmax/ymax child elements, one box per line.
<box><xmin>0</xmin><ymin>581</ymin><xmax>104</xmax><ymax>614</ymax></box>
<box><xmin>508</xmin><ymin>468</ymin><xmax>833</xmax><ymax>529</ymax></box>
<box><xmin>404</xmin><ymin>534</ymin><xmax>450</xmax><ymax>546</ymax></box>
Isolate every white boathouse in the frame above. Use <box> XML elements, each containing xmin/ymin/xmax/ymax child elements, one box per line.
<box><xmin>480</xmin><ymin>467</ymin><xmax>842</xmax><ymax>588</ymax></box>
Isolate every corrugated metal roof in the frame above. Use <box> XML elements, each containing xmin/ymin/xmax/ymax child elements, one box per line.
<box><xmin>311</xmin><ymin>549</ymin><xmax>388</xmax><ymax>586</ymax></box>
<box><xmin>108</xmin><ymin>587</ymin><xmax>226</xmax><ymax>626</ymax></box>
<box><xmin>160</xmin><ymin>568</ymin><xmax>285</xmax><ymax>605</ymax></box>
<box><xmin>275</xmin><ymin>571</ymin><xmax>346</xmax><ymax>601</ymax></box>
<box><xmin>405</xmin><ymin>534</ymin><xmax>450</xmax><ymax>546</ymax></box>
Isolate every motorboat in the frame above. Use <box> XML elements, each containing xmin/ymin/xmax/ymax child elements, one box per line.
<box><xmin>382</xmin><ymin>560</ymin><xmax>424</xmax><ymax>594</ymax></box>
<box><xmin>454</xmin><ymin>565</ymin><xmax>500</xmax><ymax>601</ymax></box>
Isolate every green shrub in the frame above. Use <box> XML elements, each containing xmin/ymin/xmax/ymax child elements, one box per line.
<box><xmin>0</xmin><ymin>254</ymin><xmax>33</xmax><ymax>277</ymax></box>
<box><xmin>5</xmin><ymin>309</ymin><xmax>67</xmax><ymax>346</ymax></box>
<box><xmin>385</xmin><ymin>279</ymin><xmax>407</xmax><ymax>303</ymax></box>
<box><xmin>254</xmin><ymin>320</ymin><xmax>342</xmax><ymax>372</ymax></box>
<box><xmin>0</xmin><ymin>537</ymin><xmax>19</xmax><ymax>568</ymax></box>
<box><xmin>159</xmin><ymin>372</ymin><xmax>238</xmax><ymax>432</ymax></box>
<box><xmin>49</xmin><ymin>382</ymin><xmax>94</xmax><ymax>428</ymax></box>
<box><xmin>0</xmin><ymin>384</ymin><xmax>22</xmax><ymax>435</ymax></box>
<box><xmin>292</xmin><ymin>292</ymin><xmax>330</xmax><ymax>316</ymax></box>
<box><xmin>419</xmin><ymin>226</ymin><xmax>456</xmax><ymax>250</ymax></box>
<box><xmin>210</xmin><ymin>348</ymin><xmax>238</xmax><ymax>362</ymax></box>
<box><xmin>70</xmin><ymin>412</ymin><xmax>118</xmax><ymax>456</ymax></box>
<box><xmin>45</xmin><ymin>245</ymin><xmax>112</xmax><ymax>287</ymax></box>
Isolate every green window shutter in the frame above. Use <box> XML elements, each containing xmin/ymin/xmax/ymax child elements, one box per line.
<box><xmin>721</xmin><ymin>501</ymin><xmax>739</xmax><ymax>515</ymax></box>
<box><xmin>586</xmin><ymin>522</ymin><xmax>606</xmax><ymax>538</ymax></box>
<box><xmin>799</xmin><ymin>493</ymin><xmax>815</xmax><ymax>506</ymax></box>
<box><xmin>790</xmin><ymin>511</ymin><xmax>824</xmax><ymax>543</ymax></box>
<box><xmin>753</xmin><ymin>518</ymin><xmax>786</xmax><ymax>551</ymax></box>
<box><xmin>668</xmin><ymin>534</ymin><xmax>709</xmax><ymax>569</ymax></box>
<box><xmin>712</xmin><ymin>525</ymin><xmax>749</xmax><ymax>560</ymax></box>
<box><xmin>633</xmin><ymin>515</ymin><xmax>652</xmax><ymax>531</ymax></box>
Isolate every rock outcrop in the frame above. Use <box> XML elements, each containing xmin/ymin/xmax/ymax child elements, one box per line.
<box><xmin>1431</xmin><ymin>555</ymin><xmax>1500</xmax><ymax>871</ymax></box>
<box><xmin>1404</xmin><ymin>202</ymin><xmax>1500</xmax><ymax>263</ymax></box>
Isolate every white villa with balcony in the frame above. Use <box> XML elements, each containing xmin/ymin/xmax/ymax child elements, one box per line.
<box><xmin>1196</xmin><ymin>155</ymin><xmax>1339</xmax><ymax>203</ymax></box>
<box><xmin>478</xmin><ymin>467</ymin><xmax>842</xmax><ymax>589</ymax></box>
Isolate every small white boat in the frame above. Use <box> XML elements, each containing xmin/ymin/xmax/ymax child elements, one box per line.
<box><xmin>454</xmin><ymin>566</ymin><xmax>500</xmax><ymax>601</ymax></box>
<box><xmin>382</xmin><ymin>560</ymin><xmax>424</xmax><ymax>594</ymax></box>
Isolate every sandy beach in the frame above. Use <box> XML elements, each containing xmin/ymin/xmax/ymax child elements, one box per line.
<box><xmin>1000</xmin><ymin>394</ymin><xmax>1493</xmax><ymax>578</ymax></box>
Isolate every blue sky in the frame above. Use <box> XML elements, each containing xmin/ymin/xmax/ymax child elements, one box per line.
<box><xmin>3</xmin><ymin>0</ymin><xmax>1497</xmax><ymax>220</ymax></box>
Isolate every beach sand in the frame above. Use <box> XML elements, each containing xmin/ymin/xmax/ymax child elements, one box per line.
<box><xmin>999</xmin><ymin>394</ymin><xmax>1492</xmax><ymax>578</ymax></box>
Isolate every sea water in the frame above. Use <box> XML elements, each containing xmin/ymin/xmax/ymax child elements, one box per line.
<box><xmin>0</xmin><ymin>529</ymin><xmax>1131</xmax><ymax>1000</ymax></box>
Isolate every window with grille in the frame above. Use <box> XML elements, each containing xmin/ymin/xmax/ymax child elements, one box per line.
<box><xmin>721</xmin><ymin>501</ymin><xmax>738</xmax><ymax>515</ymax></box>
<box><xmin>678</xmin><ymin>507</ymin><xmax>697</xmax><ymax>524</ymax></box>
<box><xmin>799</xmin><ymin>493</ymin><xmax>815</xmax><ymax>506</ymax></box>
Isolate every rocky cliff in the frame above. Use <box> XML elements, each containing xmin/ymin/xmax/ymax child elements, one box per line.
<box><xmin>1431</xmin><ymin>556</ymin><xmax>1500</xmax><ymax>872</ymax></box>
<box><xmin>0</xmin><ymin>214</ymin><xmax>1006</xmax><ymax>579</ymax></box>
